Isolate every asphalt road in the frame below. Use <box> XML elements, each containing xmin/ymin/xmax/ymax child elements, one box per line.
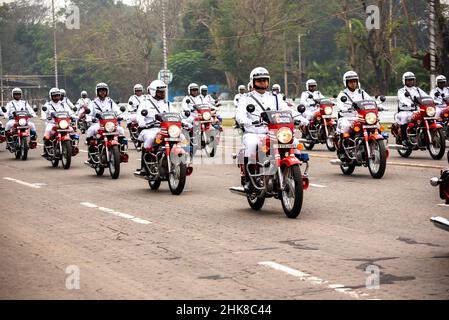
<box><xmin>1</xmin><ymin>123</ymin><xmax>448</xmax><ymax>300</ymax></box>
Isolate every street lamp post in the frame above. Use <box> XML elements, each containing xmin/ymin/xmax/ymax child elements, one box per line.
<box><xmin>52</xmin><ymin>0</ymin><xmax>59</xmax><ymax>88</ymax></box>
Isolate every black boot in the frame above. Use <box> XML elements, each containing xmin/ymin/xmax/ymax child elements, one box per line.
<box><xmin>400</xmin><ymin>124</ymin><xmax>409</xmax><ymax>146</ymax></box>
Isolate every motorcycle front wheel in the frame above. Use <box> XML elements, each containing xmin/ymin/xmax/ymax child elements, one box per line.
<box><xmin>326</xmin><ymin>125</ymin><xmax>336</xmax><ymax>152</ymax></box>
<box><xmin>280</xmin><ymin>165</ymin><xmax>304</xmax><ymax>219</ymax></box>
<box><xmin>368</xmin><ymin>139</ymin><xmax>387</xmax><ymax>179</ymax></box>
<box><xmin>108</xmin><ymin>145</ymin><xmax>121</xmax><ymax>179</ymax></box>
<box><xmin>61</xmin><ymin>140</ymin><xmax>72</xmax><ymax>169</ymax></box>
<box><xmin>428</xmin><ymin>129</ymin><xmax>446</xmax><ymax>160</ymax></box>
<box><xmin>20</xmin><ymin>137</ymin><xmax>28</xmax><ymax>161</ymax></box>
<box><xmin>14</xmin><ymin>138</ymin><xmax>21</xmax><ymax>159</ymax></box>
<box><xmin>168</xmin><ymin>161</ymin><xmax>187</xmax><ymax>195</ymax></box>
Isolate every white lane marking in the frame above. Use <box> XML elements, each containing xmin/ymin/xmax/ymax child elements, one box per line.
<box><xmin>310</xmin><ymin>183</ymin><xmax>326</xmax><ymax>188</ymax></box>
<box><xmin>80</xmin><ymin>202</ymin><xmax>152</xmax><ymax>225</ymax></box>
<box><xmin>437</xmin><ymin>204</ymin><xmax>449</xmax><ymax>208</ymax></box>
<box><xmin>3</xmin><ymin>177</ymin><xmax>43</xmax><ymax>189</ymax></box>
<box><xmin>37</xmin><ymin>143</ymin><xmax>88</xmax><ymax>153</ymax></box>
<box><xmin>258</xmin><ymin>261</ymin><xmax>365</xmax><ymax>300</ymax></box>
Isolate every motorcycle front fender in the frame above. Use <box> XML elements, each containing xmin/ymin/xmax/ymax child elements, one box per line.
<box><xmin>368</xmin><ymin>133</ymin><xmax>384</xmax><ymax>141</ymax></box>
<box><xmin>61</xmin><ymin>134</ymin><xmax>71</xmax><ymax>141</ymax></box>
<box><xmin>280</xmin><ymin>155</ymin><xmax>301</xmax><ymax>168</ymax></box>
<box><xmin>430</xmin><ymin>122</ymin><xmax>443</xmax><ymax>130</ymax></box>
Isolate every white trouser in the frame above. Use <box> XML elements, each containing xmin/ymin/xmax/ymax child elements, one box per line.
<box><xmin>436</xmin><ymin>104</ymin><xmax>447</xmax><ymax>119</ymax></box>
<box><xmin>303</xmin><ymin>109</ymin><xmax>317</xmax><ymax>122</ymax></box>
<box><xmin>86</xmin><ymin>123</ymin><xmax>125</xmax><ymax>138</ymax></box>
<box><xmin>44</xmin><ymin>122</ymin><xmax>73</xmax><ymax>137</ymax></box>
<box><xmin>337</xmin><ymin>116</ymin><xmax>358</xmax><ymax>134</ymax></box>
<box><xmin>138</xmin><ymin>128</ymin><xmax>186</xmax><ymax>149</ymax></box>
<box><xmin>395</xmin><ymin>111</ymin><xmax>414</xmax><ymax>125</ymax></box>
<box><xmin>243</xmin><ymin>132</ymin><xmax>266</xmax><ymax>159</ymax></box>
<box><xmin>5</xmin><ymin>120</ymin><xmax>36</xmax><ymax>133</ymax></box>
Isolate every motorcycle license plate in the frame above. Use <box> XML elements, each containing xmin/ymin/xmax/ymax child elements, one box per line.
<box><xmin>322</xmin><ymin>115</ymin><xmax>334</xmax><ymax>119</ymax></box>
<box><xmin>363</xmin><ymin>125</ymin><xmax>379</xmax><ymax>129</ymax></box>
<box><xmin>165</xmin><ymin>138</ymin><xmax>181</xmax><ymax>142</ymax></box>
<box><xmin>424</xmin><ymin>117</ymin><xmax>436</xmax><ymax>120</ymax></box>
<box><xmin>273</xmin><ymin>144</ymin><xmax>295</xmax><ymax>149</ymax></box>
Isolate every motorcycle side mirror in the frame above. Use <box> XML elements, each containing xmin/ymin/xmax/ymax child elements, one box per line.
<box><xmin>333</xmin><ymin>94</ymin><xmax>337</xmax><ymax>99</ymax></box>
<box><xmin>84</xmin><ymin>108</ymin><xmax>91</xmax><ymax>114</ymax></box>
<box><xmin>1</xmin><ymin>107</ymin><xmax>6</xmax><ymax>113</ymax></box>
<box><xmin>129</xmin><ymin>101</ymin><xmax>133</xmax><ymax>105</ymax></box>
<box><xmin>246</xmin><ymin>104</ymin><xmax>255</xmax><ymax>113</ymax></box>
<box><xmin>141</xmin><ymin>109</ymin><xmax>148</xmax><ymax>117</ymax></box>
<box><xmin>42</xmin><ymin>106</ymin><xmax>47</xmax><ymax>112</ymax></box>
<box><xmin>120</xmin><ymin>106</ymin><xmax>126</xmax><ymax>112</ymax></box>
<box><xmin>435</xmin><ymin>91</ymin><xmax>441</xmax><ymax>98</ymax></box>
<box><xmin>340</xmin><ymin>96</ymin><xmax>347</xmax><ymax>103</ymax></box>
<box><xmin>96</xmin><ymin>113</ymin><xmax>102</xmax><ymax>119</ymax></box>
<box><xmin>33</xmin><ymin>107</ymin><xmax>38</xmax><ymax>112</ymax></box>
<box><xmin>236</xmin><ymin>98</ymin><xmax>239</xmax><ymax>102</ymax></box>
<box><xmin>308</xmin><ymin>94</ymin><xmax>313</xmax><ymax>99</ymax></box>
<box><xmin>379</xmin><ymin>95</ymin><xmax>386</xmax><ymax>102</ymax></box>
<box><xmin>184</xmin><ymin>110</ymin><xmax>191</xmax><ymax>117</ymax></box>
<box><xmin>283</xmin><ymin>96</ymin><xmax>287</xmax><ymax>101</ymax></box>
<box><xmin>72</xmin><ymin>107</ymin><xmax>78</xmax><ymax>112</ymax></box>
<box><xmin>297</xmin><ymin>104</ymin><xmax>306</xmax><ymax>113</ymax></box>
<box><xmin>404</xmin><ymin>91</ymin><xmax>410</xmax><ymax>97</ymax></box>
<box><xmin>115</xmin><ymin>100</ymin><xmax>120</xmax><ymax>105</ymax></box>
<box><xmin>186</xmin><ymin>99</ymin><xmax>191</xmax><ymax>104</ymax></box>
<box><xmin>155</xmin><ymin>114</ymin><xmax>162</xmax><ymax>122</ymax></box>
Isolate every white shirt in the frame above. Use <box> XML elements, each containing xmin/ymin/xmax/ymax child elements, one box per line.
<box><xmin>128</xmin><ymin>94</ymin><xmax>145</xmax><ymax>112</ymax></box>
<box><xmin>181</xmin><ymin>95</ymin><xmax>203</xmax><ymax>111</ymax></box>
<box><xmin>4</xmin><ymin>99</ymin><xmax>36</xmax><ymax>119</ymax></box>
<box><xmin>42</xmin><ymin>100</ymin><xmax>74</xmax><ymax>123</ymax></box>
<box><xmin>62</xmin><ymin>97</ymin><xmax>75</xmax><ymax>109</ymax></box>
<box><xmin>236</xmin><ymin>91</ymin><xmax>290</xmax><ymax>134</ymax></box>
<box><xmin>234</xmin><ymin>93</ymin><xmax>245</xmax><ymax>108</ymax></box>
<box><xmin>137</xmin><ymin>97</ymin><xmax>171</xmax><ymax>127</ymax></box>
<box><xmin>430</xmin><ymin>87</ymin><xmax>449</xmax><ymax>106</ymax></box>
<box><xmin>336</xmin><ymin>88</ymin><xmax>374</xmax><ymax>115</ymax></box>
<box><xmin>199</xmin><ymin>94</ymin><xmax>215</xmax><ymax>106</ymax></box>
<box><xmin>398</xmin><ymin>86</ymin><xmax>428</xmax><ymax>111</ymax></box>
<box><xmin>88</xmin><ymin>97</ymin><xmax>120</xmax><ymax>120</ymax></box>
<box><xmin>300</xmin><ymin>90</ymin><xmax>325</xmax><ymax>109</ymax></box>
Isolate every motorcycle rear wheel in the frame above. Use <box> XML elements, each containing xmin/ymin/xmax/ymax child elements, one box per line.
<box><xmin>95</xmin><ymin>165</ymin><xmax>104</xmax><ymax>176</ymax></box>
<box><xmin>247</xmin><ymin>192</ymin><xmax>265</xmax><ymax>210</ymax></box>
<box><xmin>149</xmin><ymin>179</ymin><xmax>161</xmax><ymax>190</ymax></box>
<box><xmin>340</xmin><ymin>163</ymin><xmax>356</xmax><ymax>175</ymax></box>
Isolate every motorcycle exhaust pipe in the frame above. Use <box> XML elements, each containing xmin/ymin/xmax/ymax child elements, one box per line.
<box><xmin>229</xmin><ymin>186</ymin><xmax>247</xmax><ymax>197</ymax></box>
<box><xmin>388</xmin><ymin>144</ymin><xmax>408</xmax><ymax>150</ymax></box>
<box><xmin>133</xmin><ymin>171</ymin><xmax>149</xmax><ymax>180</ymax></box>
<box><xmin>430</xmin><ymin>216</ymin><xmax>449</xmax><ymax>232</ymax></box>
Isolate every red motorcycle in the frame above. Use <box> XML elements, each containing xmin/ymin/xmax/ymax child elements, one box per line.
<box><xmin>85</xmin><ymin>110</ymin><xmax>129</xmax><ymax>179</ymax></box>
<box><xmin>433</xmin><ymin>92</ymin><xmax>449</xmax><ymax>140</ymax></box>
<box><xmin>298</xmin><ymin>96</ymin><xmax>337</xmax><ymax>151</ymax></box>
<box><xmin>331</xmin><ymin>97</ymin><xmax>388</xmax><ymax>179</ymax></box>
<box><xmin>230</xmin><ymin>105</ymin><xmax>310</xmax><ymax>219</ymax></box>
<box><xmin>134</xmin><ymin>111</ymin><xmax>193</xmax><ymax>195</ymax></box>
<box><xmin>186</xmin><ymin>100</ymin><xmax>222</xmax><ymax>157</ymax></box>
<box><xmin>430</xmin><ymin>172</ymin><xmax>449</xmax><ymax>232</ymax></box>
<box><xmin>41</xmin><ymin>108</ymin><xmax>80</xmax><ymax>169</ymax></box>
<box><xmin>390</xmin><ymin>95</ymin><xmax>445</xmax><ymax>160</ymax></box>
<box><xmin>4</xmin><ymin>110</ymin><xmax>37</xmax><ymax>160</ymax></box>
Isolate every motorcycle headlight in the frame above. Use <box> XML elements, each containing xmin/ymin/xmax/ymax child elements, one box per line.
<box><xmin>18</xmin><ymin>118</ymin><xmax>27</xmax><ymax>126</ymax></box>
<box><xmin>59</xmin><ymin>120</ymin><xmax>69</xmax><ymax>129</ymax></box>
<box><xmin>324</xmin><ymin>106</ymin><xmax>333</xmax><ymax>115</ymax></box>
<box><xmin>277</xmin><ymin>127</ymin><xmax>293</xmax><ymax>144</ymax></box>
<box><xmin>168</xmin><ymin>125</ymin><xmax>181</xmax><ymax>138</ymax></box>
<box><xmin>426</xmin><ymin>107</ymin><xmax>436</xmax><ymax>117</ymax></box>
<box><xmin>105</xmin><ymin>121</ymin><xmax>116</xmax><ymax>133</ymax></box>
<box><xmin>365</xmin><ymin>112</ymin><xmax>377</xmax><ymax>125</ymax></box>
<box><xmin>202</xmin><ymin>112</ymin><xmax>211</xmax><ymax>121</ymax></box>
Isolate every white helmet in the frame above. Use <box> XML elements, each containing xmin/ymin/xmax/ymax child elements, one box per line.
<box><xmin>247</xmin><ymin>81</ymin><xmax>253</xmax><ymax>91</ymax></box>
<box><xmin>133</xmin><ymin>84</ymin><xmax>144</xmax><ymax>93</ymax></box>
<box><xmin>238</xmin><ymin>85</ymin><xmax>246</xmax><ymax>91</ymax></box>
<box><xmin>402</xmin><ymin>72</ymin><xmax>416</xmax><ymax>86</ymax></box>
<box><xmin>81</xmin><ymin>90</ymin><xmax>88</xmax><ymax>97</ymax></box>
<box><xmin>250</xmin><ymin>67</ymin><xmax>270</xmax><ymax>85</ymax></box>
<box><xmin>49</xmin><ymin>87</ymin><xmax>61</xmax><ymax>99</ymax></box>
<box><xmin>187</xmin><ymin>83</ymin><xmax>199</xmax><ymax>94</ymax></box>
<box><xmin>96</xmin><ymin>82</ymin><xmax>109</xmax><ymax>95</ymax></box>
<box><xmin>200</xmin><ymin>85</ymin><xmax>208</xmax><ymax>92</ymax></box>
<box><xmin>306</xmin><ymin>79</ymin><xmax>317</xmax><ymax>90</ymax></box>
<box><xmin>436</xmin><ymin>75</ymin><xmax>447</xmax><ymax>84</ymax></box>
<box><xmin>343</xmin><ymin>71</ymin><xmax>359</xmax><ymax>87</ymax></box>
<box><xmin>148</xmin><ymin>80</ymin><xmax>167</xmax><ymax>98</ymax></box>
<box><xmin>11</xmin><ymin>87</ymin><xmax>22</xmax><ymax>98</ymax></box>
<box><xmin>60</xmin><ymin>89</ymin><xmax>66</xmax><ymax>96</ymax></box>
<box><xmin>272</xmin><ymin>84</ymin><xmax>281</xmax><ymax>91</ymax></box>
